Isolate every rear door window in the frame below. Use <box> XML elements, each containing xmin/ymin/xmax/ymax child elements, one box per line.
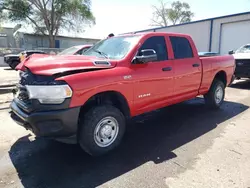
<box><xmin>170</xmin><ymin>36</ymin><xmax>193</xmax><ymax>59</ymax></box>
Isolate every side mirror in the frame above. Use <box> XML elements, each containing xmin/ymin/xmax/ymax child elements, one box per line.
<box><xmin>228</xmin><ymin>50</ymin><xmax>234</xmax><ymax>55</ymax></box>
<box><xmin>134</xmin><ymin>49</ymin><xmax>157</xmax><ymax>64</ymax></box>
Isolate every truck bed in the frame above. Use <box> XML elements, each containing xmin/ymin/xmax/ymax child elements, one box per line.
<box><xmin>199</xmin><ymin>55</ymin><xmax>235</xmax><ymax>95</ymax></box>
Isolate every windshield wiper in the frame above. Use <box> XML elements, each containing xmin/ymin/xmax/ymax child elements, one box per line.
<box><xmin>93</xmin><ymin>49</ymin><xmax>108</xmax><ymax>58</ymax></box>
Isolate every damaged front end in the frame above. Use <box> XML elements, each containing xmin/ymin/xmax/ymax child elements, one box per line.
<box><xmin>13</xmin><ymin>68</ymin><xmax>70</xmax><ymax>113</ymax></box>
<box><xmin>10</xmin><ymin>67</ymin><xmax>81</xmax><ymax>141</ymax></box>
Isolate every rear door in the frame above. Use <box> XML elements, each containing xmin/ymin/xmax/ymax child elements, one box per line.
<box><xmin>169</xmin><ymin>35</ymin><xmax>202</xmax><ymax>99</ymax></box>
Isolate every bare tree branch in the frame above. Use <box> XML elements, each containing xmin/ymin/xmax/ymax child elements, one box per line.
<box><xmin>151</xmin><ymin>0</ymin><xmax>194</xmax><ymax>27</ymax></box>
<box><xmin>2</xmin><ymin>5</ymin><xmax>46</xmax><ymax>35</ymax></box>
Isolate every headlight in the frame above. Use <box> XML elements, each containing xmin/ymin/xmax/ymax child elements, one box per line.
<box><xmin>26</xmin><ymin>85</ymin><xmax>72</xmax><ymax>104</ymax></box>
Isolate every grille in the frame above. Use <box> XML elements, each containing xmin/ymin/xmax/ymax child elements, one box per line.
<box><xmin>235</xmin><ymin>59</ymin><xmax>250</xmax><ymax>77</ymax></box>
<box><xmin>235</xmin><ymin>59</ymin><xmax>250</xmax><ymax>67</ymax></box>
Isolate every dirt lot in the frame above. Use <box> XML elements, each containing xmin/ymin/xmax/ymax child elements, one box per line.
<box><xmin>0</xmin><ymin>67</ymin><xmax>19</xmax><ymax>86</ymax></box>
<box><xmin>0</xmin><ymin>68</ymin><xmax>250</xmax><ymax>188</ymax></box>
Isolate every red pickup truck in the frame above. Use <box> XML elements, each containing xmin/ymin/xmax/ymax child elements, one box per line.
<box><xmin>11</xmin><ymin>32</ymin><xmax>235</xmax><ymax>156</ymax></box>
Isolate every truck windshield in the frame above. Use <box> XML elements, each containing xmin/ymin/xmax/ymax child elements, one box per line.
<box><xmin>83</xmin><ymin>35</ymin><xmax>141</xmax><ymax>59</ymax></box>
<box><xmin>235</xmin><ymin>45</ymin><xmax>250</xmax><ymax>53</ymax></box>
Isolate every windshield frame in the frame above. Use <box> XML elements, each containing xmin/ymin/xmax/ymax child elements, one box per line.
<box><xmin>82</xmin><ymin>35</ymin><xmax>142</xmax><ymax>60</ymax></box>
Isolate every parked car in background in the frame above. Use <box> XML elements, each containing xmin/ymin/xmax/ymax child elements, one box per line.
<box><xmin>228</xmin><ymin>44</ymin><xmax>250</xmax><ymax>80</ymax></box>
<box><xmin>4</xmin><ymin>50</ymin><xmax>46</xmax><ymax>69</ymax></box>
<box><xmin>57</xmin><ymin>45</ymin><xmax>92</xmax><ymax>55</ymax></box>
<box><xmin>3</xmin><ymin>53</ymin><xmax>19</xmax><ymax>69</ymax></box>
<box><xmin>14</xmin><ymin>45</ymin><xmax>93</xmax><ymax>70</ymax></box>
<box><xmin>12</xmin><ymin>32</ymin><xmax>235</xmax><ymax>156</ymax></box>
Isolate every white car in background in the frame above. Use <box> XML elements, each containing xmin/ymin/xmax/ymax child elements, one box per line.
<box><xmin>229</xmin><ymin>44</ymin><xmax>250</xmax><ymax>80</ymax></box>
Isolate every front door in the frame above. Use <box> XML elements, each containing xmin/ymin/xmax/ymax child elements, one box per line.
<box><xmin>131</xmin><ymin>35</ymin><xmax>174</xmax><ymax>115</ymax></box>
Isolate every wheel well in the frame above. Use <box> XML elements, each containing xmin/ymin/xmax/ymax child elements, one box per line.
<box><xmin>79</xmin><ymin>91</ymin><xmax>131</xmax><ymax>119</ymax></box>
<box><xmin>214</xmin><ymin>71</ymin><xmax>227</xmax><ymax>86</ymax></box>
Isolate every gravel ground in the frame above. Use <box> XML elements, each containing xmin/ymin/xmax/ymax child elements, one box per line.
<box><xmin>0</xmin><ymin>78</ymin><xmax>250</xmax><ymax>188</ymax></box>
<box><xmin>0</xmin><ymin>67</ymin><xmax>19</xmax><ymax>86</ymax></box>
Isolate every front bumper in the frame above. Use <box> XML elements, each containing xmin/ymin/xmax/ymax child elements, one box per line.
<box><xmin>10</xmin><ymin>100</ymin><xmax>80</xmax><ymax>143</ymax></box>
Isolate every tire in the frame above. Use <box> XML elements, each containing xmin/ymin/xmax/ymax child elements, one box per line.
<box><xmin>204</xmin><ymin>79</ymin><xmax>225</xmax><ymax>109</ymax></box>
<box><xmin>229</xmin><ymin>75</ymin><xmax>235</xmax><ymax>86</ymax></box>
<box><xmin>78</xmin><ymin>105</ymin><xmax>126</xmax><ymax>156</ymax></box>
<box><xmin>9</xmin><ymin>61</ymin><xmax>19</xmax><ymax>70</ymax></box>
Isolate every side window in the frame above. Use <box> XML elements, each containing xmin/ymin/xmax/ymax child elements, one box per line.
<box><xmin>76</xmin><ymin>49</ymin><xmax>83</xmax><ymax>55</ymax></box>
<box><xmin>139</xmin><ymin>36</ymin><xmax>168</xmax><ymax>61</ymax></box>
<box><xmin>82</xmin><ymin>47</ymin><xmax>91</xmax><ymax>53</ymax></box>
<box><xmin>170</xmin><ymin>36</ymin><xmax>193</xmax><ymax>59</ymax></box>
<box><xmin>77</xmin><ymin>47</ymin><xmax>90</xmax><ymax>55</ymax></box>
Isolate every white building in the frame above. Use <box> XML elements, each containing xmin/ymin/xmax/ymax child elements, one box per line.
<box><xmin>15</xmin><ymin>32</ymin><xmax>100</xmax><ymax>49</ymax></box>
<box><xmin>125</xmin><ymin>11</ymin><xmax>250</xmax><ymax>55</ymax></box>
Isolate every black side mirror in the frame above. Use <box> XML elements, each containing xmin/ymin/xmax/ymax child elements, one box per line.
<box><xmin>134</xmin><ymin>49</ymin><xmax>157</xmax><ymax>64</ymax></box>
<box><xmin>228</xmin><ymin>50</ymin><xmax>234</xmax><ymax>55</ymax></box>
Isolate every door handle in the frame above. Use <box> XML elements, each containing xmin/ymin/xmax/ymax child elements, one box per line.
<box><xmin>162</xmin><ymin>67</ymin><xmax>172</xmax><ymax>71</ymax></box>
<box><xmin>192</xmin><ymin>63</ymin><xmax>200</xmax><ymax>67</ymax></box>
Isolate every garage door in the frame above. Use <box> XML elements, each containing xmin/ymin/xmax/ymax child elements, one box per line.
<box><xmin>220</xmin><ymin>20</ymin><xmax>250</xmax><ymax>55</ymax></box>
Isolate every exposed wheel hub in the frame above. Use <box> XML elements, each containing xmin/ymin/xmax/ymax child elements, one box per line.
<box><xmin>215</xmin><ymin>86</ymin><xmax>223</xmax><ymax>104</ymax></box>
<box><xmin>94</xmin><ymin>116</ymin><xmax>119</xmax><ymax>147</ymax></box>
<box><xmin>100</xmin><ymin>125</ymin><xmax>113</xmax><ymax>138</ymax></box>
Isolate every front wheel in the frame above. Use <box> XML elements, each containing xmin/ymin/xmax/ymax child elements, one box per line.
<box><xmin>204</xmin><ymin>79</ymin><xmax>225</xmax><ymax>109</ymax></box>
<box><xmin>78</xmin><ymin>105</ymin><xmax>126</xmax><ymax>156</ymax></box>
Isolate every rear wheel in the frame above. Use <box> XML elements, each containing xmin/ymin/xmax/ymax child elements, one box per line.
<box><xmin>78</xmin><ymin>105</ymin><xmax>126</xmax><ymax>156</ymax></box>
<box><xmin>204</xmin><ymin>79</ymin><xmax>225</xmax><ymax>109</ymax></box>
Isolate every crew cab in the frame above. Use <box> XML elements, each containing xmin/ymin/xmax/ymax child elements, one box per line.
<box><xmin>11</xmin><ymin>32</ymin><xmax>235</xmax><ymax>156</ymax></box>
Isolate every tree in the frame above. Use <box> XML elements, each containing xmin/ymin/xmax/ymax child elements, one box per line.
<box><xmin>151</xmin><ymin>0</ymin><xmax>194</xmax><ymax>27</ymax></box>
<box><xmin>0</xmin><ymin>0</ymin><xmax>95</xmax><ymax>47</ymax></box>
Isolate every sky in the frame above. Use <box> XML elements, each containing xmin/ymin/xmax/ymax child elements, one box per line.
<box><xmin>3</xmin><ymin>0</ymin><xmax>250</xmax><ymax>39</ymax></box>
<box><xmin>82</xmin><ymin>0</ymin><xmax>250</xmax><ymax>39</ymax></box>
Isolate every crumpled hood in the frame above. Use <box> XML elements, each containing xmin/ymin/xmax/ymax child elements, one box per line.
<box><xmin>16</xmin><ymin>54</ymin><xmax>117</xmax><ymax>75</ymax></box>
<box><xmin>233</xmin><ymin>53</ymin><xmax>250</xmax><ymax>59</ymax></box>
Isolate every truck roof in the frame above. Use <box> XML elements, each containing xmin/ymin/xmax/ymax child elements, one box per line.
<box><xmin>118</xmin><ymin>32</ymin><xmax>191</xmax><ymax>38</ymax></box>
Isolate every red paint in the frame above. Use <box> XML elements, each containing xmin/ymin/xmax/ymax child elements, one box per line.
<box><xmin>19</xmin><ymin>32</ymin><xmax>235</xmax><ymax>117</ymax></box>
